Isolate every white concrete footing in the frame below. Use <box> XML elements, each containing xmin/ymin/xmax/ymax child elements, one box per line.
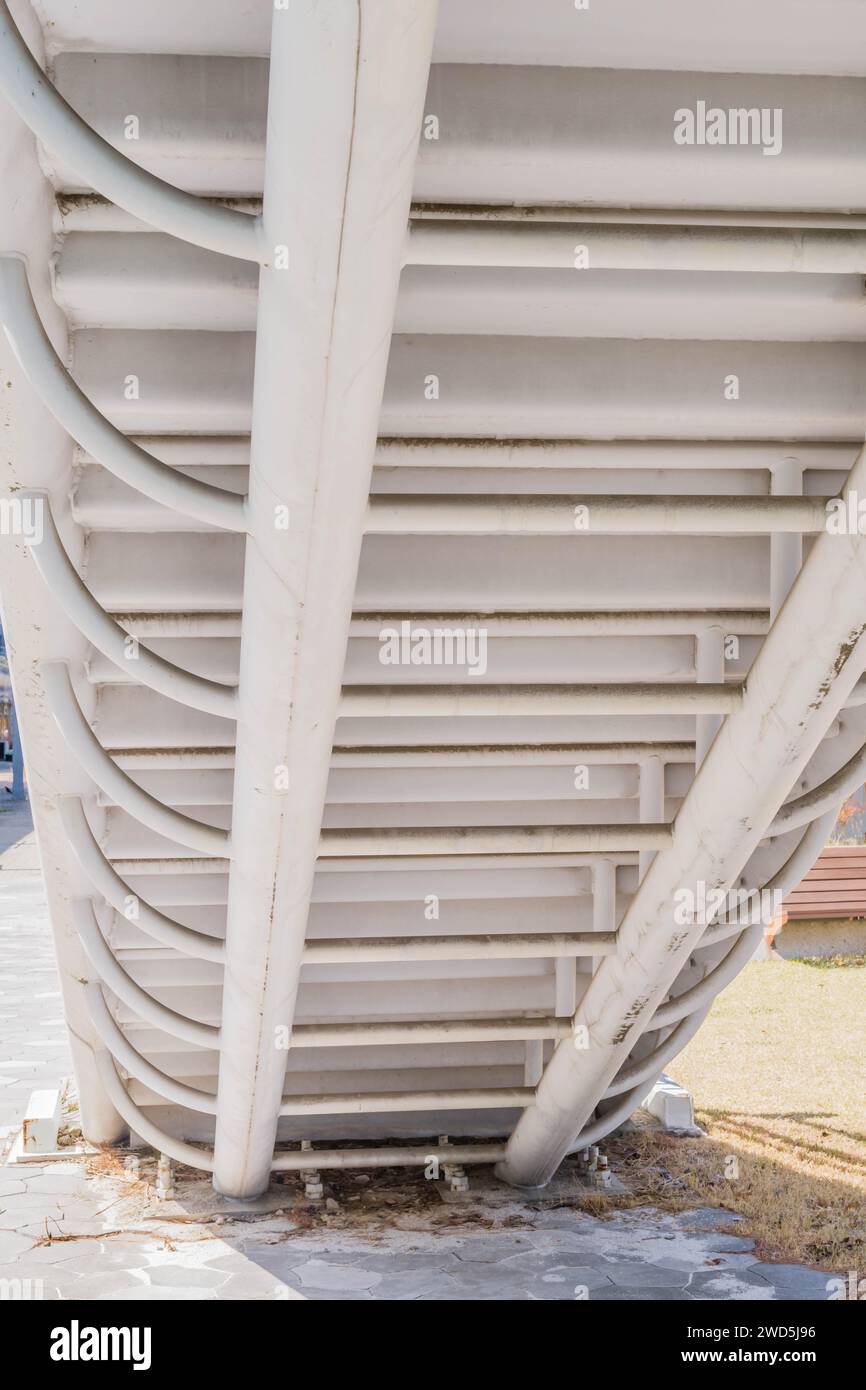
<box><xmin>641</xmin><ymin>1073</ymin><xmax>703</xmax><ymax>1134</ymax></box>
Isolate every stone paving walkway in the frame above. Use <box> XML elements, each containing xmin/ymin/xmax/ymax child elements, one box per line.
<box><xmin>0</xmin><ymin>801</ymin><xmax>839</xmax><ymax>1302</ymax></box>
<box><xmin>0</xmin><ymin>802</ymin><xmax>71</xmax><ymax>1154</ymax></box>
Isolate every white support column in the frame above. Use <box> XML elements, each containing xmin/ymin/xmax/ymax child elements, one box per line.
<box><xmin>592</xmin><ymin>859</ymin><xmax>617</xmax><ymax>938</ymax></box>
<box><xmin>496</xmin><ymin>445</ymin><xmax>866</xmax><ymax>1189</ymax></box>
<box><xmin>213</xmin><ymin>0</ymin><xmax>439</xmax><ymax>1199</ymax></box>
<box><xmin>695</xmin><ymin>624</ymin><xmax>726</xmax><ymax>769</ymax></box>
<box><xmin>524</xmin><ymin>1040</ymin><xmax>544</xmax><ymax>1087</ymax></box>
<box><xmin>770</xmin><ymin>457</ymin><xmax>804</xmax><ymax>621</ymax></box>
<box><xmin>554</xmin><ymin>958</ymin><xmax>577</xmax><ymax>1016</ymax></box>
<box><xmin>638</xmin><ymin>755</ymin><xmax>665</xmax><ymax>882</ymax></box>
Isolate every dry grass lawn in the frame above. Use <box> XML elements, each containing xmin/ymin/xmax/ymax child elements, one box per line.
<box><xmin>607</xmin><ymin>956</ymin><xmax>866</xmax><ymax>1272</ymax></box>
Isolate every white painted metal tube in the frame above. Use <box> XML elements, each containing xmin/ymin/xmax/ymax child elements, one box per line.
<box><xmin>564</xmin><ymin>1084</ymin><xmax>649</xmax><ymax>1158</ymax></box>
<box><xmin>498</xmin><ymin>444</ymin><xmax>866</xmax><ymax>1189</ymax></box>
<box><xmin>93</xmin><ymin>1048</ymin><xmax>216</xmax><ymax>1170</ymax></box>
<box><xmin>278</xmin><ymin>1088</ymin><xmax>534</xmax><ymax>1117</ymax></box>
<box><xmin>271</xmin><ymin>1143</ymin><xmax>508</xmax><ymax>1172</ymax></box>
<box><xmin>214</xmin><ymin>0</ymin><xmax>441</xmax><ymax>1200</ymax></box>
<box><xmin>291</xmin><ymin>1017</ymin><xmax>571</xmax><ymax>1047</ymax></box>
<box><xmin>42</xmin><ymin>663</ymin><xmax>228</xmax><ymax>856</ymax></box>
<box><xmin>0</xmin><ymin>6</ymin><xmax>262</xmax><ymax>264</ymax></box>
<box><xmin>25</xmin><ymin>497</ymin><xmax>237</xmax><ymax>719</ymax></box>
<box><xmin>86</xmin><ymin>985</ymin><xmax>217</xmax><ymax>1115</ymax></box>
<box><xmin>699</xmin><ymin>807</ymin><xmax>836</xmax><ymax>949</ymax></box>
<box><xmin>340</xmin><ymin>684</ymin><xmax>739</xmax><ymax>717</ymax></box>
<box><xmin>72</xmin><ymin>900</ymin><xmax>219</xmax><ymax>1049</ymax></box>
<box><xmin>603</xmin><ymin>1005</ymin><xmax>712</xmax><ymax>1099</ymax></box>
<box><xmin>366</xmin><ymin>493</ymin><xmax>829</xmax><ymax>536</ymax></box>
<box><xmin>59</xmin><ymin>797</ymin><xmax>226</xmax><ymax>964</ymax></box>
<box><xmin>770</xmin><ymin>744</ymin><xmax>866</xmax><ymax>833</ymax></box>
<box><xmin>303</xmin><ymin>933</ymin><xmax>616</xmax><ymax>963</ymax></box>
<box><xmin>318</xmin><ymin>825</ymin><xmax>670</xmax><ymax>856</ymax></box>
<box><xmin>647</xmin><ymin>925</ymin><xmax>764</xmax><ymax>1034</ymax></box>
<box><xmin>0</xmin><ymin>259</ymin><xmax>247</xmax><ymax>531</ymax></box>
<box><xmin>132</xmin><ymin>610</ymin><xmax>766</xmax><ymax>640</ymax></box>
<box><xmin>405</xmin><ymin>220</ymin><xmax>866</xmax><ymax>276</ymax></box>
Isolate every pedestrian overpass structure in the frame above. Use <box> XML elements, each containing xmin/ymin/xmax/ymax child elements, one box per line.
<box><xmin>1</xmin><ymin>0</ymin><xmax>866</xmax><ymax>1198</ymax></box>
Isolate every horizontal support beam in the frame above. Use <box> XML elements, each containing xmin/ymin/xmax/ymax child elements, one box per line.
<box><xmin>317</xmin><ymin>825</ymin><xmax>670</xmax><ymax>856</ymax></box>
<box><xmin>406</xmin><ymin>219</ymin><xmax>866</xmax><ymax>275</ymax></box>
<box><xmin>110</xmin><ymin>609</ymin><xmax>770</xmax><ymax>641</ymax></box>
<box><xmin>366</xmin><ymin>494</ymin><xmax>831</xmax><ymax>536</ymax></box>
<box><xmin>278</xmin><ymin>1088</ymin><xmax>534</xmax><ymax>1117</ymax></box>
<box><xmin>372</xmin><ymin>438</ymin><xmax>857</xmax><ymax>473</ymax></box>
<box><xmin>303</xmin><ymin>932</ymin><xmax>616</xmax><ymax>963</ymax></box>
<box><xmin>339</xmin><ymin>684</ymin><xmax>740</xmax><ymax>717</ymax></box>
<box><xmin>290</xmin><ymin>1017</ymin><xmax>571</xmax><ymax>1047</ymax></box>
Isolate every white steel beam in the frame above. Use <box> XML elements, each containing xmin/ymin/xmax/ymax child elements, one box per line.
<box><xmin>496</xmin><ymin>445</ymin><xmax>866</xmax><ymax>1189</ymax></box>
<box><xmin>339</xmin><ymin>684</ymin><xmax>740</xmax><ymax>717</ymax></box>
<box><xmin>405</xmin><ymin>220</ymin><xmax>866</xmax><ymax>276</ymax></box>
<box><xmin>213</xmin><ymin>0</ymin><xmax>439</xmax><ymax>1199</ymax></box>
<box><xmin>365</xmin><ymin>494</ymin><xmax>830</xmax><ymax>535</ymax></box>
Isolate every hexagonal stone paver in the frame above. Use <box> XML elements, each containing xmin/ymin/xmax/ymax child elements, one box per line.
<box><xmin>0</xmin><ymin>1231</ymin><xmax>35</xmax><ymax>1260</ymax></box>
<box><xmin>688</xmin><ymin>1269</ymin><xmax>776</xmax><ymax>1300</ymax></box>
<box><xmin>748</xmin><ymin>1264</ymin><xmax>836</xmax><ymax>1298</ymax></box>
<box><xmin>592</xmin><ymin>1285</ymin><xmax>695</xmax><ymax>1301</ymax></box>
<box><xmin>601</xmin><ymin>1260</ymin><xmax>690</xmax><ymax>1288</ymax></box>
<box><xmin>291</xmin><ymin>1260</ymin><xmax>382</xmax><ymax>1292</ymax></box>
<box><xmin>452</xmin><ymin>1234</ymin><xmax>537</xmax><ymax>1263</ymax></box>
<box><xmin>146</xmin><ymin>1266</ymin><xmax>230</xmax><ymax>1288</ymax></box>
<box><xmin>503</xmin><ymin>1252</ymin><xmax>613</xmax><ymax>1286</ymax></box>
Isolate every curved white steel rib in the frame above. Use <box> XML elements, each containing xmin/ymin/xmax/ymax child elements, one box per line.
<box><xmin>86</xmin><ymin>984</ymin><xmax>218</xmax><ymax>1115</ymax></box>
<box><xmin>0</xmin><ymin>4</ymin><xmax>263</xmax><ymax>264</ymax></box>
<box><xmin>72</xmin><ymin>899</ymin><xmax>219</xmax><ymax>1049</ymax></box>
<box><xmin>25</xmin><ymin>495</ymin><xmax>238</xmax><ymax>718</ymax></box>
<box><xmin>59</xmin><ymin>797</ymin><xmax>226</xmax><ymax>964</ymax></box>
<box><xmin>650</xmin><ymin>809</ymin><xmax>836</xmax><ymax>1031</ymax></box>
<box><xmin>0</xmin><ymin>258</ymin><xmax>247</xmax><ymax>532</ymax></box>
<box><xmin>42</xmin><ymin>662</ymin><xmax>229</xmax><ymax>855</ymax></box>
<box><xmin>93</xmin><ymin>1048</ymin><xmax>217</xmax><ymax>1172</ymax></box>
<box><xmin>769</xmin><ymin>739</ymin><xmax>866</xmax><ymax>833</ymax></box>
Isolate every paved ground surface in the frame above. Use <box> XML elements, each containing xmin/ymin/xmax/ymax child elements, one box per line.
<box><xmin>0</xmin><ymin>800</ymin><xmax>69</xmax><ymax>1155</ymax></box>
<box><xmin>0</xmin><ymin>800</ymin><xmax>838</xmax><ymax>1302</ymax></box>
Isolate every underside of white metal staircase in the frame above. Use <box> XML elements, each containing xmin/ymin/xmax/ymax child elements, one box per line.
<box><xmin>2</xmin><ymin>0</ymin><xmax>866</xmax><ymax>1199</ymax></box>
